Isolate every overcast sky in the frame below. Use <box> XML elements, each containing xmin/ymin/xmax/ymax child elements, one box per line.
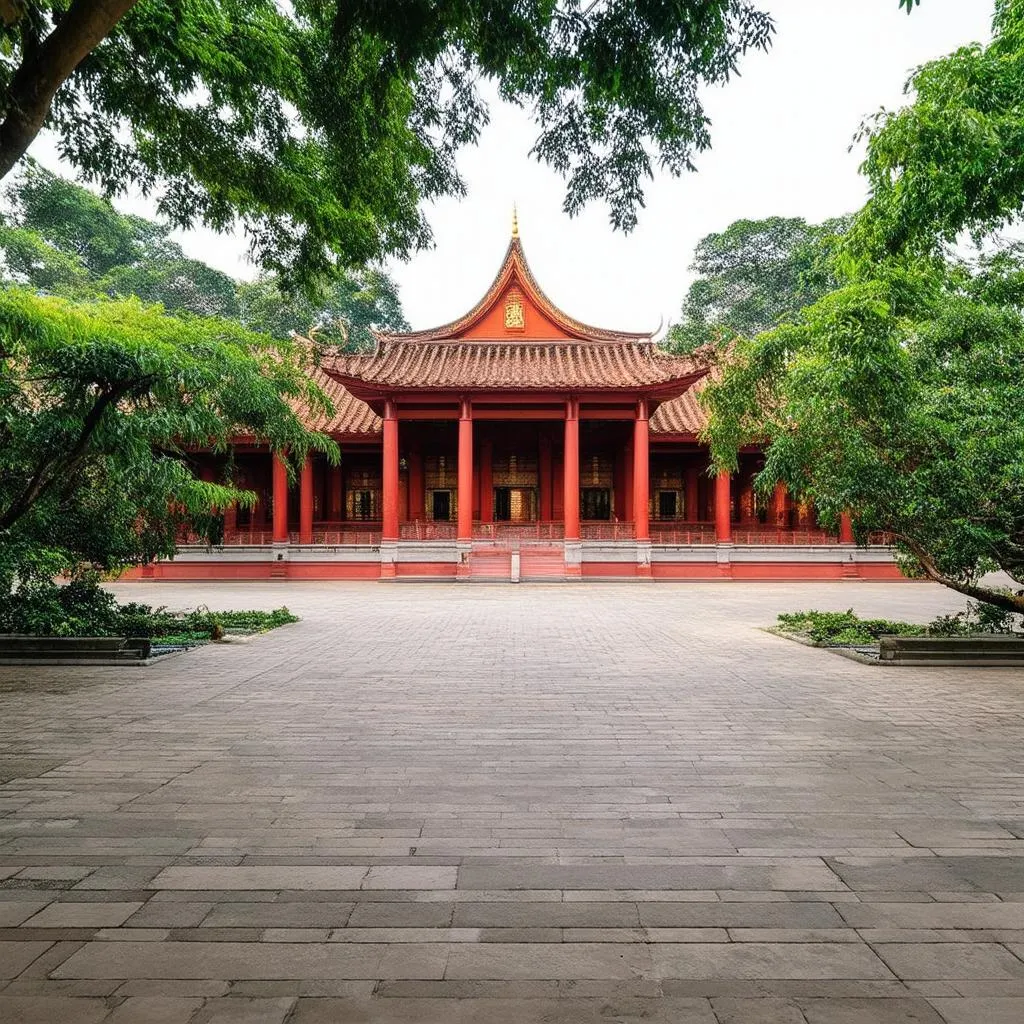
<box><xmin>33</xmin><ymin>0</ymin><xmax>993</xmax><ymax>335</ymax></box>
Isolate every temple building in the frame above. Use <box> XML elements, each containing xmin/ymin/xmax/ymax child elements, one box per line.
<box><xmin>137</xmin><ymin>220</ymin><xmax>898</xmax><ymax>581</ymax></box>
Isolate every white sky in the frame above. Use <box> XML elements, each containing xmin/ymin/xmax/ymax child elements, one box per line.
<box><xmin>31</xmin><ymin>0</ymin><xmax>992</xmax><ymax>334</ymax></box>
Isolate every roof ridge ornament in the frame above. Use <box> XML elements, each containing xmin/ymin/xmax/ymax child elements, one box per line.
<box><xmin>511</xmin><ymin>203</ymin><xmax>519</xmax><ymax>239</ymax></box>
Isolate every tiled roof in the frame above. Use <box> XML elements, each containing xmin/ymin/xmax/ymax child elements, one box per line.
<box><xmin>324</xmin><ymin>341</ymin><xmax>707</xmax><ymax>395</ymax></box>
<box><xmin>303</xmin><ymin>367</ymin><xmax>381</xmax><ymax>435</ymax></box>
<box><xmin>649</xmin><ymin>377</ymin><xmax>710</xmax><ymax>435</ymax></box>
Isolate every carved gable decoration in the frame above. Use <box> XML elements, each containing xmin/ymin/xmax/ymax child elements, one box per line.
<box><xmin>504</xmin><ymin>290</ymin><xmax>526</xmax><ymax>330</ymax></box>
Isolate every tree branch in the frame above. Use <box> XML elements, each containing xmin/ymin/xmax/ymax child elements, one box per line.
<box><xmin>0</xmin><ymin>377</ymin><xmax>143</xmax><ymax>530</ymax></box>
<box><xmin>0</xmin><ymin>0</ymin><xmax>139</xmax><ymax>180</ymax></box>
<box><xmin>896</xmin><ymin>534</ymin><xmax>1024</xmax><ymax>615</ymax></box>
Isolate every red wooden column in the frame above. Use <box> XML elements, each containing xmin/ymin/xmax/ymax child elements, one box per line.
<box><xmin>839</xmin><ymin>512</ymin><xmax>855</xmax><ymax>544</ymax></box>
<box><xmin>408</xmin><ymin>449</ymin><xmax>424</xmax><ymax>522</ymax></box>
<box><xmin>299</xmin><ymin>456</ymin><xmax>314</xmax><ymax>543</ymax></box>
<box><xmin>773</xmin><ymin>481</ymin><xmax>788</xmax><ymax>528</ymax></box>
<box><xmin>633</xmin><ymin>399</ymin><xmax>650</xmax><ymax>542</ymax></box>
<box><xmin>685</xmin><ymin>463</ymin><xmax>700</xmax><ymax>521</ymax></box>
<box><xmin>479</xmin><ymin>438</ymin><xmax>494</xmax><ymax>523</ymax></box>
<box><xmin>457</xmin><ymin>398</ymin><xmax>473</xmax><ymax>541</ymax></box>
<box><xmin>382</xmin><ymin>399</ymin><xmax>400</xmax><ymax>540</ymax></box>
<box><xmin>272</xmin><ymin>452</ymin><xmax>289</xmax><ymax>543</ymax></box>
<box><xmin>563</xmin><ymin>398</ymin><xmax>580</xmax><ymax>540</ymax></box>
<box><xmin>329</xmin><ymin>463</ymin><xmax>343</xmax><ymax>522</ymax></box>
<box><xmin>715</xmin><ymin>470</ymin><xmax>732</xmax><ymax>543</ymax></box>
<box><xmin>538</xmin><ymin>435</ymin><xmax>553</xmax><ymax>521</ymax></box>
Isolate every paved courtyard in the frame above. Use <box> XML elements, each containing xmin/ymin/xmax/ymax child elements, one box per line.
<box><xmin>0</xmin><ymin>580</ymin><xmax>1023</xmax><ymax>1023</ymax></box>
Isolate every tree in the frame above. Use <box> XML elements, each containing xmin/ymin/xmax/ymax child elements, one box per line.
<box><xmin>0</xmin><ymin>288</ymin><xmax>337</xmax><ymax>580</ymax></box>
<box><xmin>0</xmin><ymin>1</ymin><xmax>775</xmax><ymax>287</ymax></box>
<box><xmin>666</xmin><ymin>216</ymin><xmax>846</xmax><ymax>352</ymax></box>
<box><xmin>849</xmin><ymin>0</ymin><xmax>1024</xmax><ymax>262</ymax></box>
<box><xmin>701</xmin><ymin>0</ymin><xmax>1024</xmax><ymax>614</ymax></box>
<box><xmin>0</xmin><ymin>163</ymin><xmax>243</xmax><ymax>317</ymax></box>
<box><xmin>0</xmin><ymin>164</ymin><xmax>410</xmax><ymax>335</ymax></box>
<box><xmin>238</xmin><ymin>269</ymin><xmax>410</xmax><ymax>352</ymax></box>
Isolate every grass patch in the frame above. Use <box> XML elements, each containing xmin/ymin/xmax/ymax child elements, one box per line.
<box><xmin>776</xmin><ymin>602</ymin><xmax>1023</xmax><ymax>647</ymax></box>
<box><xmin>776</xmin><ymin>610</ymin><xmax>925</xmax><ymax>646</ymax></box>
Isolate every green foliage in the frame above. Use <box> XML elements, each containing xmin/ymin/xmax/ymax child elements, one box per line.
<box><xmin>666</xmin><ymin>216</ymin><xmax>847</xmax><ymax>353</ymax></box>
<box><xmin>849</xmin><ymin>1</ymin><xmax>1024</xmax><ymax>263</ymax></box>
<box><xmin>703</xmin><ymin>2</ymin><xmax>1024</xmax><ymax>617</ymax></box>
<box><xmin>0</xmin><ymin>287</ymin><xmax>337</xmax><ymax>584</ymax></box>
<box><xmin>0</xmin><ymin>2</ymin><xmax>776</xmax><ymax>287</ymax></box>
<box><xmin>0</xmin><ymin>164</ymin><xmax>409</xmax><ymax>342</ymax></box>
<box><xmin>0</xmin><ymin>566</ymin><xmax>298</xmax><ymax>641</ymax></box>
<box><xmin>776</xmin><ymin>609</ymin><xmax>925</xmax><ymax>646</ymax></box>
<box><xmin>238</xmin><ymin>270</ymin><xmax>409</xmax><ymax>352</ymax></box>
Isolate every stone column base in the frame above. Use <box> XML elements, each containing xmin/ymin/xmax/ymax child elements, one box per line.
<box><xmin>564</xmin><ymin>540</ymin><xmax>582</xmax><ymax>579</ymax></box>
<box><xmin>636</xmin><ymin>541</ymin><xmax>653</xmax><ymax>578</ymax></box>
<box><xmin>379</xmin><ymin>541</ymin><xmax>398</xmax><ymax>579</ymax></box>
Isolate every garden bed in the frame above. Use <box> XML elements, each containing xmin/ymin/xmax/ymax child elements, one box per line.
<box><xmin>770</xmin><ymin>608</ymin><xmax>1024</xmax><ymax>667</ymax></box>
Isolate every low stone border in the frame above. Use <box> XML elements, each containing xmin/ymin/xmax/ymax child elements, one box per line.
<box><xmin>767</xmin><ymin>626</ymin><xmax>1024</xmax><ymax>668</ymax></box>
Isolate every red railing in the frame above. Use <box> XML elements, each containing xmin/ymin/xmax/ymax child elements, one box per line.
<box><xmin>473</xmin><ymin>522</ymin><xmax>566</xmax><ymax>541</ymax></box>
<box><xmin>730</xmin><ymin>528</ymin><xmax>837</xmax><ymax>545</ymax></box>
<box><xmin>579</xmin><ymin>521</ymin><xmax>636</xmax><ymax>541</ymax></box>
<box><xmin>648</xmin><ymin>524</ymin><xmax>717</xmax><ymax>545</ymax></box>
<box><xmin>400</xmin><ymin>520</ymin><xmax>458</xmax><ymax>541</ymax></box>
<box><xmin>179</xmin><ymin>521</ymin><xmax>894</xmax><ymax>548</ymax></box>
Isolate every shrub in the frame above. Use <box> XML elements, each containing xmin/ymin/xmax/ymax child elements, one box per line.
<box><xmin>777</xmin><ymin>609</ymin><xmax>925</xmax><ymax>645</ymax></box>
<box><xmin>0</xmin><ymin>567</ymin><xmax>298</xmax><ymax>641</ymax></box>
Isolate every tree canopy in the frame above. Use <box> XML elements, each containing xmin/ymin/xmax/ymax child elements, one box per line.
<box><xmin>702</xmin><ymin>1</ymin><xmax>1024</xmax><ymax>615</ymax></box>
<box><xmin>0</xmin><ymin>288</ymin><xmax>337</xmax><ymax>584</ymax></box>
<box><xmin>666</xmin><ymin>216</ymin><xmax>846</xmax><ymax>353</ymax></box>
<box><xmin>0</xmin><ymin>163</ymin><xmax>408</xmax><ymax>346</ymax></box>
<box><xmin>0</xmin><ymin>1</ymin><xmax>777</xmax><ymax>288</ymax></box>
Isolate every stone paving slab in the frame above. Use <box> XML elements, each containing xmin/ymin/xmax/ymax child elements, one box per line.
<box><xmin>0</xmin><ymin>579</ymin><xmax>1023</xmax><ymax>1021</ymax></box>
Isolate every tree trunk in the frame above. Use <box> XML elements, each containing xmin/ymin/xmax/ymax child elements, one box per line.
<box><xmin>899</xmin><ymin>537</ymin><xmax>1024</xmax><ymax>615</ymax></box>
<box><xmin>0</xmin><ymin>0</ymin><xmax>139</xmax><ymax>180</ymax></box>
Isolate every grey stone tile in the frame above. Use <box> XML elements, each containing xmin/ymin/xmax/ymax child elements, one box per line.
<box><xmin>150</xmin><ymin>867</ymin><xmax>367</xmax><ymax>890</ymax></box>
<box><xmin>648</xmin><ymin>942</ymin><xmax>893</xmax><ymax>980</ymax></box>
<box><xmin>0</xmin><ymin>996</ymin><xmax>110</xmax><ymax>1023</ymax></box>
<box><xmin>195</xmin><ymin>996</ymin><xmax>296</xmax><ymax>1023</ymax></box>
<box><xmin>710</xmin><ymin>996</ymin><xmax>806</xmax><ymax>1024</ymax></box>
<box><xmin>104</xmin><ymin>996</ymin><xmax>205</xmax><ymax>1023</ymax></box>
<box><xmin>23</xmin><ymin>902</ymin><xmax>142</xmax><ymax>928</ymax></box>
<box><xmin>874</xmin><ymin>943</ymin><xmax>1024</xmax><ymax>980</ymax></box>
<box><xmin>52</xmin><ymin>940</ymin><xmax>448</xmax><ymax>979</ymax></box>
<box><xmin>452</xmin><ymin>901</ymin><xmax>637</xmax><ymax>928</ymax></box>
<box><xmin>203</xmin><ymin>902</ymin><xmax>355</xmax><ymax>929</ymax></box>
<box><xmin>927</xmin><ymin>997</ymin><xmax>1024</xmax><ymax>1023</ymax></box>
<box><xmin>444</xmin><ymin>942</ymin><xmax>652</xmax><ymax>980</ymax></box>
<box><xmin>800</xmin><ymin>996</ymin><xmax>945</xmax><ymax>1022</ymax></box>
<box><xmin>0</xmin><ymin>941</ymin><xmax>55</xmax><ymax>979</ymax></box>
<box><xmin>0</xmin><ymin>902</ymin><xmax>51</xmax><ymax>927</ymax></box>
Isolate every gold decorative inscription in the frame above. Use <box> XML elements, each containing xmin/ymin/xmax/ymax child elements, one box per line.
<box><xmin>504</xmin><ymin>296</ymin><xmax>525</xmax><ymax>329</ymax></box>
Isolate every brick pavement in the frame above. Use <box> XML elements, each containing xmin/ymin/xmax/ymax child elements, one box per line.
<box><xmin>0</xmin><ymin>580</ymin><xmax>1023</xmax><ymax>1023</ymax></box>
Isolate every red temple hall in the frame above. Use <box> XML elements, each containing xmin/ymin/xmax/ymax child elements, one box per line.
<box><xmin>137</xmin><ymin>220</ymin><xmax>898</xmax><ymax>582</ymax></box>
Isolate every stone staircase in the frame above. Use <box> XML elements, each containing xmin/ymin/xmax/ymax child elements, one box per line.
<box><xmin>519</xmin><ymin>545</ymin><xmax>567</xmax><ymax>581</ymax></box>
<box><xmin>466</xmin><ymin>546</ymin><xmax>513</xmax><ymax>581</ymax></box>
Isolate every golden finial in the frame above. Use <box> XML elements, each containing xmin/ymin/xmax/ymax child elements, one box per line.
<box><xmin>511</xmin><ymin>203</ymin><xmax>519</xmax><ymax>239</ymax></box>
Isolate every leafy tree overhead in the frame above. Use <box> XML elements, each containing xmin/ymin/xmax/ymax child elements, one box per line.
<box><xmin>703</xmin><ymin>2</ymin><xmax>1024</xmax><ymax>616</ymax></box>
<box><xmin>0</xmin><ymin>163</ymin><xmax>242</xmax><ymax>318</ymax></box>
<box><xmin>666</xmin><ymin>216</ymin><xmax>846</xmax><ymax>352</ymax></box>
<box><xmin>0</xmin><ymin>1</ymin><xmax>777</xmax><ymax>287</ymax></box>
<box><xmin>238</xmin><ymin>269</ymin><xmax>410</xmax><ymax>353</ymax></box>
<box><xmin>850</xmin><ymin>0</ymin><xmax>1024</xmax><ymax>261</ymax></box>
<box><xmin>0</xmin><ymin>289</ymin><xmax>337</xmax><ymax>579</ymax></box>
<box><xmin>0</xmin><ymin>164</ymin><xmax>409</xmax><ymax>340</ymax></box>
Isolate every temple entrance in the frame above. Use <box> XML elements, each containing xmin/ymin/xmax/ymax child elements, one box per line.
<box><xmin>581</xmin><ymin>488</ymin><xmax>611</xmax><ymax>521</ymax></box>
<box><xmin>494</xmin><ymin>486</ymin><xmax>537</xmax><ymax>522</ymax></box>
<box><xmin>431</xmin><ymin>490</ymin><xmax>452</xmax><ymax>522</ymax></box>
